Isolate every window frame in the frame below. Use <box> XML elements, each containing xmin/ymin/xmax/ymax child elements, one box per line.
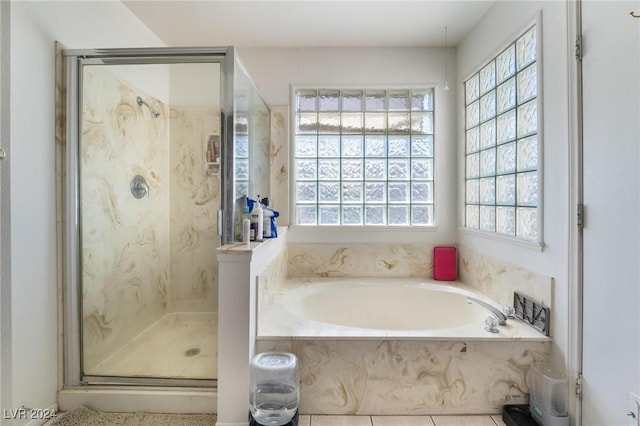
<box><xmin>289</xmin><ymin>85</ymin><xmax>439</xmax><ymax>233</ymax></box>
<box><xmin>460</xmin><ymin>19</ymin><xmax>544</xmax><ymax>249</ymax></box>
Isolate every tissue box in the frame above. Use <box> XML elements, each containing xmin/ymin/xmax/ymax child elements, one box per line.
<box><xmin>433</xmin><ymin>246</ymin><xmax>457</xmax><ymax>281</ymax></box>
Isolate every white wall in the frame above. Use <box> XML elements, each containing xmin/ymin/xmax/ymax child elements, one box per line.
<box><xmin>7</xmin><ymin>1</ymin><xmax>163</xmax><ymax>421</ymax></box>
<box><xmin>239</xmin><ymin>47</ymin><xmax>458</xmax><ymax>244</ymax></box>
<box><xmin>581</xmin><ymin>1</ymin><xmax>640</xmax><ymax>424</ymax></box>
<box><xmin>456</xmin><ymin>0</ymin><xmax>572</xmax><ymax>411</ymax></box>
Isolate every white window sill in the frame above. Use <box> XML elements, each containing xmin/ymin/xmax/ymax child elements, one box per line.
<box><xmin>459</xmin><ymin>226</ymin><xmax>545</xmax><ymax>252</ymax></box>
<box><xmin>287</xmin><ymin>225</ymin><xmax>440</xmax><ymax>244</ymax></box>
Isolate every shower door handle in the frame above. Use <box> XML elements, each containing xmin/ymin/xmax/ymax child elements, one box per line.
<box><xmin>217</xmin><ymin>210</ymin><xmax>223</xmax><ymax>236</ymax></box>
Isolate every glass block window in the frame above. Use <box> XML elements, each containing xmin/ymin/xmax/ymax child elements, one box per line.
<box><xmin>464</xmin><ymin>25</ymin><xmax>540</xmax><ymax>241</ymax></box>
<box><xmin>294</xmin><ymin>88</ymin><xmax>435</xmax><ymax>226</ymax></box>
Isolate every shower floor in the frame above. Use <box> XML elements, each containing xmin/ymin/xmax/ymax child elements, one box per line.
<box><xmin>88</xmin><ymin>312</ymin><xmax>217</xmax><ymax>380</ymax></box>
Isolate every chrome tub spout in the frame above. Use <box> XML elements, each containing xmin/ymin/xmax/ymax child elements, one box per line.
<box><xmin>466</xmin><ymin>297</ymin><xmax>507</xmax><ymax>325</ymax></box>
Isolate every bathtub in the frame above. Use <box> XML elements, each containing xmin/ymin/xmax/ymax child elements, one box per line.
<box><xmin>256</xmin><ymin>277</ymin><xmax>549</xmax><ymax>415</ymax></box>
<box><xmin>258</xmin><ymin>277</ymin><xmax>548</xmax><ymax>341</ymax></box>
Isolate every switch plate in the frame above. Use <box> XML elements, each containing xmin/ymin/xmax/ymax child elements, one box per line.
<box><xmin>628</xmin><ymin>392</ymin><xmax>640</xmax><ymax>426</ymax></box>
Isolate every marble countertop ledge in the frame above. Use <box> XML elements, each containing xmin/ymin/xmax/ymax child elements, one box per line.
<box><xmin>217</xmin><ymin>227</ymin><xmax>288</xmax><ymax>254</ymax></box>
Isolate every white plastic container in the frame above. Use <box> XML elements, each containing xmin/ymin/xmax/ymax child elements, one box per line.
<box><xmin>529</xmin><ymin>362</ymin><xmax>569</xmax><ymax>426</ymax></box>
<box><xmin>250</xmin><ymin>352</ymin><xmax>299</xmax><ymax>426</ymax></box>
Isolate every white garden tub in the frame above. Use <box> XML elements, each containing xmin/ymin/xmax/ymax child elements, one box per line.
<box><xmin>258</xmin><ymin>277</ymin><xmax>548</xmax><ymax>341</ymax></box>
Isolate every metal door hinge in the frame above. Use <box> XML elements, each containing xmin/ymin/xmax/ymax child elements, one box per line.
<box><xmin>576</xmin><ymin>35</ymin><xmax>583</xmax><ymax>61</ymax></box>
<box><xmin>577</xmin><ymin>204</ymin><xmax>585</xmax><ymax>231</ymax></box>
<box><xmin>576</xmin><ymin>374</ymin><xmax>583</xmax><ymax>398</ymax></box>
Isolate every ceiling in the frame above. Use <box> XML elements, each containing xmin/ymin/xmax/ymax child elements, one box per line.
<box><xmin>122</xmin><ymin>1</ymin><xmax>496</xmax><ymax>48</ymax></box>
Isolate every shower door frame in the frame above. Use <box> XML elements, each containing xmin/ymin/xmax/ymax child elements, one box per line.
<box><xmin>63</xmin><ymin>47</ymin><xmax>236</xmax><ymax>388</ymax></box>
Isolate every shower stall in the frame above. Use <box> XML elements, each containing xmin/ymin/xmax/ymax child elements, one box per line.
<box><xmin>61</xmin><ymin>47</ymin><xmax>270</xmax><ymax>390</ymax></box>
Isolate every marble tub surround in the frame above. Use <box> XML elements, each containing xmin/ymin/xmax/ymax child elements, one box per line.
<box><xmin>288</xmin><ymin>243</ymin><xmax>435</xmax><ymax>278</ymax></box>
<box><xmin>257</xmin><ymin>245</ymin><xmax>289</xmax><ymax>326</ymax></box>
<box><xmin>256</xmin><ymin>339</ymin><xmax>549</xmax><ymax>415</ymax></box>
<box><xmin>458</xmin><ymin>246</ymin><xmax>553</xmax><ymax>314</ymax></box>
<box><xmin>258</xmin><ymin>278</ymin><xmax>551</xmax><ymax>341</ymax></box>
<box><xmin>269</xmin><ymin>106</ymin><xmax>290</xmax><ymax>226</ymax></box>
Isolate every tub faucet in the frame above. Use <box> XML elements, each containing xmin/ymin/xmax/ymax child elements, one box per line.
<box><xmin>466</xmin><ymin>297</ymin><xmax>508</xmax><ymax>325</ymax></box>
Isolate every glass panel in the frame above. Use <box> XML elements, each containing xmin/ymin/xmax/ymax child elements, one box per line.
<box><xmin>388</xmin><ymin>205</ymin><xmax>410</xmax><ymax>225</ymax></box>
<box><xmin>365</xmin><ymin>135</ymin><xmax>386</xmax><ymax>157</ymax></box>
<box><xmin>365</xmin><ymin>90</ymin><xmax>386</xmax><ymax>111</ymax></box>
<box><xmin>342</xmin><ymin>182</ymin><xmax>363</xmax><ymax>203</ymax></box>
<box><xmin>497</xmin><ymin>77</ymin><xmax>516</xmax><ymax>114</ymax></box>
<box><xmin>496</xmin><ymin>206</ymin><xmax>516</xmax><ymax>235</ymax></box>
<box><xmin>388</xmin><ymin>90</ymin><xmax>410</xmax><ymax>111</ymax></box>
<box><xmin>518</xmin><ymin>64</ymin><xmax>537</xmax><ymax>104</ymax></box>
<box><xmin>318</xmin><ymin>182</ymin><xmax>340</xmax><ymax>203</ymax></box>
<box><xmin>496</xmin><ymin>45</ymin><xmax>516</xmax><ymax>84</ymax></box>
<box><xmin>296</xmin><ymin>182</ymin><xmax>317</xmax><ymax>202</ymax></box>
<box><xmin>517</xmin><ymin>207</ymin><xmax>538</xmax><ymax>240</ymax></box>
<box><xmin>388</xmin><ymin>136</ymin><xmax>410</xmax><ymax>157</ymax></box>
<box><xmin>411</xmin><ymin>112</ymin><xmax>434</xmax><ymax>134</ymax></box>
<box><xmin>342</xmin><ymin>206</ymin><xmax>363</xmax><ymax>225</ymax></box>
<box><xmin>342</xmin><ymin>159</ymin><xmax>363</xmax><ymax>180</ymax></box>
<box><xmin>480</xmin><ymin>148</ymin><xmax>496</xmax><ymax>177</ymax></box>
<box><xmin>389</xmin><ymin>182</ymin><xmax>410</xmax><ymax>203</ymax></box>
<box><xmin>412</xmin><ymin>135</ymin><xmax>434</xmax><ymax>157</ymax></box>
<box><xmin>341</xmin><ymin>112</ymin><xmax>363</xmax><ymax>134</ymax></box>
<box><xmin>388</xmin><ymin>113</ymin><xmax>410</xmax><ymax>134</ymax></box>
<box><xmin>341</xmin><ymin>135</ymin><xmax>363</xmax><ymax>157</ymax></box>
<box><xmin>465</xmin><ymin>74</ymin><xmax>480</xmax><ymax>104</ymax></box>
<box><xmin>466</xmin><ymin>127</ymin><xmax>480</xmax><ymax>154</ymax></box>
<box><xmin>517</xmin><ymin>171</ymin><xmax>538</xmax><ymax>206</ymax></box>
<box><xmin>342</xmin><ymin>90</ymin><xmax>363</xmax><ymax>111</ymax></box>
<box><xmin>318</xmin><ymin>112</ymin><xmax>340</xmax><ymax>134</ymax></box>
<box><xmin>480</xmin><ymin>120</ymin><xmax>496</xmax><ymax>149</ymax></box>
<box><xmin>466</xmin><ymin>153</ymin><xmax>480</xmax><ymax>179</ymax></box>
<box><xmin>411</xmin><ymin>159</ymin><xmax>433</xmax><ymax>180</ymax></box>
<box><xmin>411</xmin><ymin>89</ymin><xmax>433</xmax><ymax>111</ymax></box>
<box><xmin>517</xmin><ymin>99</ymin><xmax>537</xmax><ymax>137</ymax></box>
<box><xmin>319</xmin><ymin>205</ymin><xmax>340</xmax><ymax>225</ymax></box>
<box><xmin>466</xmin><ymin>179</ymin><xmax>480</xmax><ymax>204</ymax></box>
<box><xmin>365</xmin><ymin>183</ymin><xmax>386</xmax><ymax>203</ymax></box>
<box><xmin>480</xmin><ymin>90</ymin><xmax>496</xmax><ymax>122</ymax></box>
<box><xmin>318</xmin><ymin>136</ymin><xmax>340</xmax><ymax>157</ymax></box>
<box><xmin>318</xmin><ymin>159</ymin><xmax>340</xmax><ymax>180</ymax></box>
<box><xmin>295</xmin><ymin>135</ymin><xmax>316</xmax><ymax>157</ymax></box>
<box><xmin>480</xmin><ymin>206</ymin><xmax>496</xmax><ymax>232</ymax></box>
<box><xmin>480</xmin><ymin>61</ymin><xmax>496</xmax><ymax>95</ymax></box>
<box><xmin>479</xmin><ymin>177</ymin><xmax>495</xmax><ymax>204</ymax></box>
<box><xmin>296</xmin><ymin>159</ymin><xmax>317</xmax><ymax>180</ymax></box>
<box><xmin>318</xmin><ymin>89</ymin><xmax>340</xmax><ymax>111</ymax></box>
<box><xmin>497</xmin><ymin>142</ymin><xmax>516</xmax><ymax>174</ymax></box>
<box><xmin>365</xmin><ymin>205</ymin><xmax>386</xmax><ymax>225</ymax></box>
<box><xmin>296</xmin><ymin>113</ymin><xmax>317</xmax><ymax>134</ymax></box>
<box><xmin>497</xmin><ymin>109</ymin><xmax>516</xmax><ymax>143</ymax></box>
<box><xmin>517</xmin><ymin>135</ymin><xmax>538</xmax><ymax>171</ymax></box>
<box><xmin>365</xmin><ymin>112</ymin><xmax>386</xmax><ymax>134</ymax></box>
<box><xmin>365</xmin><ymin>159</ymin><xmax>386</xmax><ymax>180</ymax></box>
<box><xmin>296</xmin><ymin>89</ymin><xmax>317</xmax><ymax>111</ymax></box>
<box><xmin>412</xmin><ymin>181</ymin><xmax>434</xmax><ymax>203</ymax></box>
<box><xmin>412</xmin><ymin>205</ymin><xmax>433</xmax><ymax>225</ymax></box>
<box><xmin>496</xmin><ymin>174</ymin><xmax>516</xmax><ymax>205</ymax></box>
<box><xmin>297</xmin><ymin>205</ymin><xmax>317</xmax><ymax>225</ymax></box>
<box><xmin>466</xmin><ymin>101</ymin><xmax>480</xmax><ymax>129</ymax></box>
<box><xmin>466</xmin><ymin>205</ymin><xmax>480</xmax><ymax>228</ymax></box>
<box><xmin>517</xmin><ymin>26</ymin><xmax>537</xmax><ymax>71</ymax></box>
<box><xmin>388</xmin><ymin>159</ymin><xmax>410</xmax><ymax>180</ymax></box>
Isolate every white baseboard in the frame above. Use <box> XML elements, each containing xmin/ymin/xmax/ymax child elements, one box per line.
<box><xmin>58</xmin><ymin>387</ymin><xmax>216</xmax><ymax>414</ymax></box>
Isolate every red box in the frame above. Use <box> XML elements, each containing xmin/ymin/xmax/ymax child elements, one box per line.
<box><xmin>433</xmin><ymin>246</ymin><xmax>457</xmax><ymax>281</ymax></box>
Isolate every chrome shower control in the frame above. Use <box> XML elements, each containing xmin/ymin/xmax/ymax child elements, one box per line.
<box><xmin>130</xmin><ymin>175</ymin><xmax>149</xmax><ymax>199</ymax></box>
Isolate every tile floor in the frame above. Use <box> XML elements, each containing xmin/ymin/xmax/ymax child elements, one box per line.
<box><xmin>297</xmin><ymin>415</ymin><xmax>508</xmax><ymax>426</ymax></box>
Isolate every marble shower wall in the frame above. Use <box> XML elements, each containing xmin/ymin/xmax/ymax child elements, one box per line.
<box><xmin>81</xmin><ymin>67</ymin><xmax>220</xmax><ymax>371</ymax></box>
<box><xmin>288</xmin><ymin>243</ymin><xmax>434</xmax><ymax>278</ymax></box>
<box><xmin>168</xmin><ymin>106</ymin><xmax>220</xmax><ymax>312</ymax></box>
<box><xmin>269</xmin><ymin>105</ymin><xmax>290</xmax><ymax>225</ymax></box>
<box><xmin>458</xmin><ymin>245</ymin><xmax>553</xmax><ymax>311</ymax></box>
<box><xmin>81</xmin><ymin>66</ymin><xmax>171</xmax><ymax>371</ymax></box>
<box><xmin>256</xmin><ymin>339</ymin><xmax>549</xmax><ymax>415</ymax></box>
